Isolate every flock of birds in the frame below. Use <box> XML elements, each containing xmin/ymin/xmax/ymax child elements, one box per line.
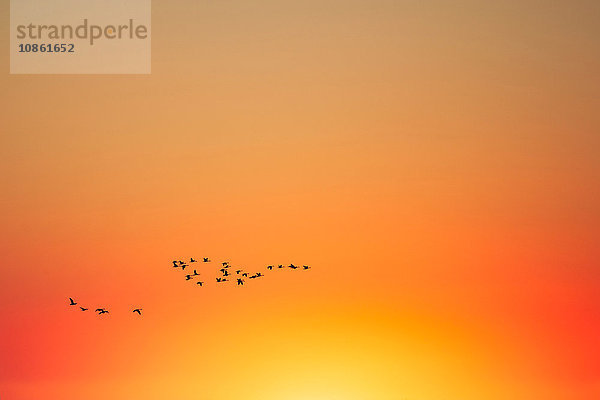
<box><xmin>172</xmin><ymin>257</ymin><xmax>311</xmax><ymax>287</ymax></box>
<box><xmin>67</xmin><ymin>297</ymin><xmax>142</xmax><ymax>316</ymax></box>
<box><xmin>68</xmin><ymin>256</ymin><xmax>311</xmax><ymax>317</ymax></box>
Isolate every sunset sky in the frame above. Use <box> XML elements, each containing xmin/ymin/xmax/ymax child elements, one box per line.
<box><xmin>1</xmin><ymin>1</ymin><xmax>599</xmax><ymax>399</ymax></box>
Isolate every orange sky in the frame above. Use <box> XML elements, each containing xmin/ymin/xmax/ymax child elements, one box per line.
<box><xmin>1</xmin><ymin>1</ymin><xmax>599</xmax><ymax>399</ymax></box>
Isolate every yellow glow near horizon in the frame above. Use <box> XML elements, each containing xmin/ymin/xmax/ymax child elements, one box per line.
<box><xmin>2</xmin><ymin>1</ymin><xmax>600</xmax><ymax>400</ymax></box>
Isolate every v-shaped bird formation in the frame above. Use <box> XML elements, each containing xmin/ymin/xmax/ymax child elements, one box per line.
<box><xmin>68</xmin><ymin>256</ymin><xmax>311</xmax><ymax>316</ymax></box>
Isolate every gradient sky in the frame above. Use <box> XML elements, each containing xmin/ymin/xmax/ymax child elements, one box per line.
<box><xmin>1</xmin><ymin>1</ymin><xmax>599</xmax><ymax>399</ymax></box>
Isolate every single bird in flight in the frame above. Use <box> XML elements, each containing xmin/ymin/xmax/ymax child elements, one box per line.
<box><xmin>80</xmin><ymin>307</ymin><xmax>88</xmax><ymax>311</ymax></box>
<box><xmin>133</xmin><ymin>309</ymin><xmax>142</xmax><ymax>315</ymax></box>
<box><xmin>203</xmin><ymin>258</ymin><xmax>210</xmax><ymax>262</ymax></box>
<box><xmin>69</xmin><ymin>298</ymin><xmax>77</xmax><ymax>306</ymax></box>
<box><xmin>237</xmin><ymin>278</ymin><xmax>244</xmax><ymax>286</ymax></box>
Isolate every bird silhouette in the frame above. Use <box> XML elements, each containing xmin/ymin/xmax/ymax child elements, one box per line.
<box><xmin>278</xmin><ymin>264</ymin><xmax>284</xmax><ymax>269</ymax></box>
<box><xmin>256</xmin><ymin>272</ymin><xmax>263</xmax><ymax>277</ymax></box>
<box><xmin>303</xmin><ymin>265</ymin><xmax>311</xmax><ymax>270</ymax></box>
<box><xmin>222</xmin><ymin>262</ymin><xmax>229</xmax><ymax>267</ymax></box>
<box><xmin>223</xmin><ymin>270</ymin><xmax>230</xmax><ymax>276</ymax></box>
<box><xmin>288</xmin><ymin>264</ymin><xmax>298</xmax><ymax>269</ymax></box>
<box><xmin>95</xmin><ymin>308</ymin><xmax>109</xmax><ymax>315</ymax></box>
<box><xmin>173</xmin><ymin>261</ymin><xmax>187</xmax><ymax>270</ymax></box>
<box><xmin>133</xmin><ymin>309</ymin><xmax>142</xmax><ymax>315</ymax></box>
<box><xmin>216</xmin><ymin>277</ymin><xmax>223</xmax><ymax>282</ymax></box>
<box><xmin>197</xmin><ymin>281</ymin><xmax>204</xmax><ymax>286</ymax></box>
<box><xmin>267</xmin><ymin>265</ymin><xmax>273</xmax><ymax>270</ymax></box>
<box><xmin>237</xmin><ymin>278</ymin><xmax>244</xmax><ymax>285</ymax></box>
<box><xmin>236</xmin><ymin>269</ymin><xmax>242</xmax><ymax>274</ymax></box>
<box><xmin>190</xmin><ymin>258</ymin><xmax>197</xmax><ymax>263</ymax></box>
<box><xmin>242</xmin><ymin>272</ymin><xmax>248</xmax><ymax>277</ymax></box>
<box><xmin>193</xmin><ymin>269</ymin><xmax>199</xmax><ymax>276</ymax></box>
<box><xmin>80</xmin><ymin>307</ymin><xmax>88</xmax><ymax>311</ymax></box>
<box><xmin>69</xmin><ymin>298</ymin><xmax>77</xmax><ymax>306</ymax></box>
<box><xmin>185</xmin><ymin>274</ymin><xmax>193</xmax><ymax>280</ymax></box>
<box><xmin>203</xmin><ymin>258</ymin><xmax>210</xmax><ymax>262</ymax></box>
